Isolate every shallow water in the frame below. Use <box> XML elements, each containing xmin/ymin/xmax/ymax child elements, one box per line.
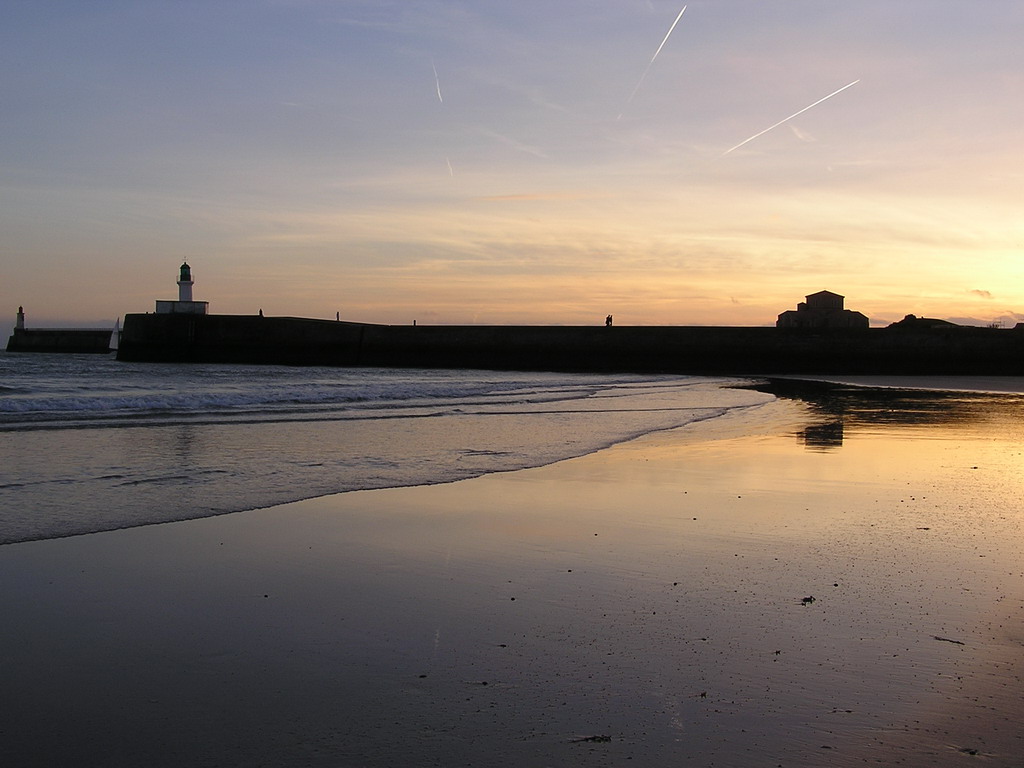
<box><xmin>0</xmin><ymin>352</ymin><xmax>768</xmax><ymax>543</ymax></box>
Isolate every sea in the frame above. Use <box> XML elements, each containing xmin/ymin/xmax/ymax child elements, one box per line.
<box><xmin>0</xmin><ymin>352</ymin><xmax>772</xmax><ymax>545</ymax></box>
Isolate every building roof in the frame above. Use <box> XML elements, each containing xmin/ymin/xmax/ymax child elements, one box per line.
<box><xmin>807</xmin><ymin>290</ymin><xmax>844</xmax><ymax>300</ymax></box>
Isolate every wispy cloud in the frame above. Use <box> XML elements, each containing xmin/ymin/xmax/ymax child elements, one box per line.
<box><xmin>477</xmin><ymin>192</ymin><xmax>602</xmax><ymax>202</ymax></box>
<box><xmin>476</xmin><ymin>129</ymin><xmax>549</xmax><ymax>159</ymax></box>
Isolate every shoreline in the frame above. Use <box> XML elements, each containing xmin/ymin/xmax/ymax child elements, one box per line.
<box><xmin>0</xmin><ymin>373</ymin><xmax>767</xmax><ymax>547</ymax></box>
<box><xmin>2</xmin><ymin>383</ymin><xmax>1023</xmax><ymax>765</ymax></box>
<box><xmin>5</xmin><ymin>374</ymin><xmax>1023</xmax><ymax>548</ymax></box>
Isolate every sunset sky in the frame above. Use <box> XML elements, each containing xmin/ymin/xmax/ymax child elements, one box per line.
<box><xmin>3</xmin><ymin>1</ymin><xmax>1022</xmax><ymax>334</ymax></box>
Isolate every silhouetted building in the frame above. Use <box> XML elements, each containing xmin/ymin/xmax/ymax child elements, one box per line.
<box><xmin>886</xmin><ymin>314</ymin><xmax>958</xmax><ymax>330</ymax></box>
<box><xmin>777</xmin><ymin>290</ymin><xmax>868</xmax><ymax>329</ymax></box>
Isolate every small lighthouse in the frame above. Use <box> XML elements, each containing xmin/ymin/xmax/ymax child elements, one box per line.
<box><xmin>16</xmin><ymin>306</ymin><xmax>25</xmax><ymax>330</ymax></box>
<box><xmin>155</xmin><ymin>261</ymin><xmax>209</xmax><ymax>315</ymax></box>
<box><xmin>177</xmin><ymin>262</ymin><xmax>194</xmax><ymax>302</ymax></box>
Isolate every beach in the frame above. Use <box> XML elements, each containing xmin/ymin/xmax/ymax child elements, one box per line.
<box><xmin>2</xmin><ymin>380</ymin><xmax>1024</xmax><ymax>766</ymax></box>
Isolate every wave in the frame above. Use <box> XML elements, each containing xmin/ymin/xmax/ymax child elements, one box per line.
<box><xmin>0</xmin><ymin>369</ymin><xmax>772</xmax><ymax>545</ymax></box>
<box><xmin>0</xmin><ymin>369</ymin><xmax>716</xmax><ymax>431</ymax></box>
<box><xmin>0</xmin><ymin>384</ymin><xmax>598</xmax><ymax>415</ymax></box>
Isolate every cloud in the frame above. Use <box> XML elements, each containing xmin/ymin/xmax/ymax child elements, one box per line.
<box><xmin>476</xmin><ymin>129</ymin><xmax>549</xmax><ymax>159</ymax></box>
<box><xmin>969</xmin><ymin>289</ymin><xmax>993</xmax><ymax>299</ymax></box>
<box><xmin>787</xmin><ymin>124</ymin><xmax>816</xmax><ymax>143</ymax></box>
<box><xmin>477</xmin><ymin>192</ymin><xmax>602</xmax><ymax>202</ymax></box>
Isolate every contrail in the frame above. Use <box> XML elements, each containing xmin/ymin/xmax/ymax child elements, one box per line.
<box><xmin>446</xmin><ymin>157</ymin><xmax>454</xmax><ymax>176</ymax></box>
<box><xmin>722</xmin><ymin>79</ymin><xmax>860</xmax><ymax>156</ymax></box>
<box><xmin>432</xmin><ymin>58</ymin><xmax>443</xmax><ymax>103</ymax></box>
<box><xmin>621</xmin><ymin>4</ymin><xmax>687</xmax><ymax>115</ymax></box>
<box><xmin>649</xmin><ymin>5</ymin><xmax>687</xmax><ymax>67</ymax></box>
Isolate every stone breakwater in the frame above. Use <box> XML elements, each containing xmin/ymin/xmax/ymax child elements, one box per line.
<box><xmin>116</xmin><ymin>312</ymin><xmax>1024</xmax><ymax>375</ymax></box>
<box><xmin>7</xmin><ymin>328</ymin><xmax>113</xmax><ymax>354</ymax></box>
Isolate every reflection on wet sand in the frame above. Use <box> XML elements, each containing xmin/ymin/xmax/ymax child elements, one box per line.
<box><xmin>751</xmin><ymin>378</ymin><xmax>1024</xmax><ymax>451</ymax></box>
<box><xmin>798</xmin><ymin>419</ymin><xmax>844</xmax><ymax>450</ymax></box>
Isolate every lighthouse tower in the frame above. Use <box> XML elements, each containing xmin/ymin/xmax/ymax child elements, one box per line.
<box><xmin>177</xmin><ymin>262</ymin><xmax>194</xmax><ymax>302</ymax></box>
<box><xmin>16</xmin><ymin>306</ymin><xmax>25</xmax><ymax>330</ymax></box>
<box><xmin>155</xmin><ymin>261</ymin><xmax>209</xmax><ymax>314</ymax></box>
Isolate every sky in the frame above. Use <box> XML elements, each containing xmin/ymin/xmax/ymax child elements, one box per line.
<box><xmin>2</xmin><ymin>0</ymin><xmax>1023</xmax><ymax>334</ymax></box>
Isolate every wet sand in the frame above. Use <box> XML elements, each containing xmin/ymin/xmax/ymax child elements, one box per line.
<box><xmin>2</xmin><ymin>382</ymin><xmax>1023</xmax><ymax>767</ymax></box>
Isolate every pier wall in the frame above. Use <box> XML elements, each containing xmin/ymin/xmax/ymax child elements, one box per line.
<box><xmin>7</xmin><ymin>328</ymin><xmax>113</xmax><ymax>354</ymax></box>
<box><xmin>116</xmin><ymin>313</ymin><xmax>1024</xmax><ymax>375</ymax></box>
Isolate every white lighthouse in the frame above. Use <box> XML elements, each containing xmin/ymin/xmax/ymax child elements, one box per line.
<box><xmin>155</xmin><ymin>261</ymin><xmax>209</xmax><ymax>314</ymax></box>
<box><xmin>177</xmin><ymin>261</ymin><xmax>194</xmax><ymax>302</ymax></box>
